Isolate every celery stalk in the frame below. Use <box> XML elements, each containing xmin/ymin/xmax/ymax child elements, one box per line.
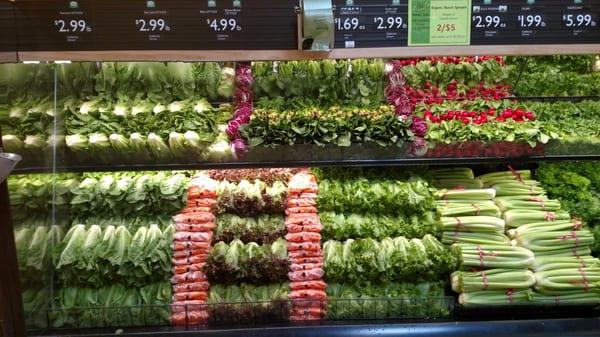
<box><xmin>442</xmin><ymin>231</ymin><xmax>510</xmax><ymax>246</ymax></box>
<box><xmin>441</xmin><ymin>216</ymin><xmax>505</xmax><ymax>233</ymax></box>
<box><xmin>441</xmin><ymin>205</ymin><xmax>501</xmax><ymax>217</ymax></box>
<box><xmin>433</xmin><ymin>179</ymin><xmax>483</xmax><ymax>189</ymax></box>
<box><xmin>534</xmin><ymin>268</ymin><xmax>600</xmax><ymax>293</ymax></box>
<box><xmin>495</xmin><ymin>199</ymin><xmax>561</xmax><ymax>212</ymax></box>
<box><xmin>435</xmin><ymin>189</ymin><xmax>496</xmax><ymax>200</ymax></box>
<box><xmin>432</xmin><ymin>167</ymin><xmax>475</xmax><ymax>179</ymax></box>
<box><xmin>455</xmin><ymin>244</ymin><xmax>535</xmax><ymax>269</ymax></box>
<box><xmin>459</xmin><ymin>289</ymin><xmax>534</xmax><ymax>306</ymax></box>
<box><xmin>493</xmin><ymin>183</ymin><xmax>545</xmax><ymax>197</ymax></box>
<box><xmin>503</xmin><ymin>210</ymin><xmax>570</xmax><ymax>228</ymax></box>
<box><xmin>451</xmin><ymin>268</ymin><xmax>535</xmax><ymax>293</ymax></box>
<box><xmin>533</xmin><ymin>256</ymin><xmax>600</xmax><ymax>272</ymax></box>
<box><xmin>532</xmin><ymin>291</ymin><xmax>600</xmax><ymax>305</ymax></box>
<box><xmin>478</xmin><ymin>170</ymin><xmax>532</xmax><ymax>186</ymax></box>
<box><xmin>515</xmin><ymin>230</ymin><xmax>594</xmax><ymax>253</ymax></box>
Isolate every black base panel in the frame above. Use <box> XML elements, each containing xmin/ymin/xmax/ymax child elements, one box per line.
<box><xmin>29</xmin><ymin>318</ymin><xmax>600</xmax><ymax>337</ymax></box>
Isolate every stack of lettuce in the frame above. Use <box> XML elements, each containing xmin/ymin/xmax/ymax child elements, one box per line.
<box><xmin>488</xmin><ymin>170</ymin><xmax>600</xmax><ymax>305</ymax></box>
<box><xmin>438</xmin><ymin>168</ymin><xmax>536</xmax><ymax>306</ymax></box>
<box><xmin>1</xmin><ymin>62</ymin><xmax>236</xmax><ymax>164</ymax></box>
<box><xmin>318</xmin><ymin>170</ymin><xmax>454</xmax><ymax>319</ymax></box>
<box><xmin>203</xmin><ymin>169</ymin><xmax>295</xmax><ymax>322</ymax></box>
<box><xmin>17</xmin><ymin>171</ymin><xmax>198</xmax><ymax>328</ymax></box>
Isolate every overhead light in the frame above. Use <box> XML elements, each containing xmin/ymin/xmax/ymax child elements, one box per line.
<box><xmin>22</xmin><ymin>61</ymin><xmax>40</xmax><ymax>64</ymax></box>
<box><xmin>54</xmin><ymin>60</ymin><xmax>72</xmax><ymax>64</ymax></box>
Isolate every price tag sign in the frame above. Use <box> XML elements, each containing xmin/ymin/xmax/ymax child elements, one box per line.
<box><xmin>408</xmin><ymin>0</ymin><xmax>471</xmax><ymax>46</ymax></box>
<box><xmin>333</xmin><ymin>0</ymin><xmax>409</xmax><ymax>49</ymax></box>
<box><xmin>16</xmin><ymin>0</ymin><xmax>96</xmax><ymax>50</ymax></box>
<box><xmin>191</xmin><ymin>0</ymin><xmax>297</xmax><ymax>50</ymax></box>
<box><xmin>560</xmin><ymin>0</ymin><xmax>599</xmax><ymax>42</ymax></box>
<box><xmin>93</xmin><ymin>0</ymin><xmax>179</xmax><ymax>50</ymax></box>
<box><xmin>470</xmin><ymin>0</ymin><xmax>510</xmax><ymax>43</ymax></box>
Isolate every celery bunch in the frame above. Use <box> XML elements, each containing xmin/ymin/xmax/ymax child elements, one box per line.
<box><xmin>459</xmin><ymin>289</ymin><xmax>534</xmax><ymax>306</ymax></box>
<box><xmin>455</xmin><ymin>244</ymin><xmax>535</xmax><ymax>270</ymax></box>
<box><xmin>503</xmin><ymin>210</ymin><xmax>571</xmax><ymax>228</ymax></box>
<box><xmin>451</xmin><ymin>268</ymin><xmax>535</xmax><ymax>293</ymax></box>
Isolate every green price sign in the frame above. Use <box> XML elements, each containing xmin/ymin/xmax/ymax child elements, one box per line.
<box><xmin>408</xmin><ymin>0</ymin><xmax>472</xmax><ymax>46</ymax></box>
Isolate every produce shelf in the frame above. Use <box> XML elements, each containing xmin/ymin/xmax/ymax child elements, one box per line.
<box><xmin>28</xmin><ymin>318</ymin><xmax>600</xmax><ymax>337</ymax></box>
<box><xmin>26</xmin><ymin>297</ymin><xmax>454</xmax><ymax>331</ymax></box>
<box><xmin>11</xmin><ymin>140</ymin><xmax>600</xmax><ymax>174</ymax></box>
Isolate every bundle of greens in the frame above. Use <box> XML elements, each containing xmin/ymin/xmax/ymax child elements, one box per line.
<box><xmin>206</xmin><ymin>168</ymin><xmax>299</xmax><ymax>185</ymax></box>
<box><xmin>50</xmin><ymin>282</ymin><xmax>171</xmax><ymax>328</ymax></box>
<box><xmin>70</xmin><ymin>172</ymin><xmax>189</xmax><ymax>217</ymax></box>
<box><xmin>526</xmin><ymin>100</ymin><xmax>600</xmax><ymax>141</ymax></box>
<box><xmin>54</xmin><ymin>224</ymin><xmax>173</xmax><ymax>287</ymax></box>
<box><xmin>318</xmin><ymin>177</ymin><xmax>436</xmax><ymax>215</ymax></box>
<box><xmin>320</xmin><ymin>211</ymin><xmax>441</xmax><ymax>241</ymax></box>
<box><xmin>204</xmin><ymin>239</ymin><xmax>288</xmax><ymax>284</ymax></box>
<box><xmin>536</xmin><ymin>163</ymin><xmax>600</xmax><ymax>234</ymax></box>
<box><xmin>63</xmin><ymin>98</ymin><xmax>230</xmax><ymax>162</ymax></box>
<box><xmin>215</xmin><ymin>180</ymin><xmax>287</xmax><ymax>216</ymax></box>
<box><xmin>241</xmin><ymin>102</ymin><xmax>413</xmax><ymax>147</ymax></box>
<box><xmin>8</xmin><ymin>174</ymin><xmax>79</xmax><ymax>216</ymax></box>
<box><xmin>214</xmin><ymin>214</ymin><xmax>285</xmax><ymax>244</ymax></box>
<box><xmin>425</xmin><ymin>119</ymin><xmax>558</xmax><ymax>147</ymax></box>
<box><xmin>94</xmin><ymin>62</ymin><xmax>233</xmax><ymax>101</ymax></box>
<box><xmin>403</xmin><ymin>58</ymin><xmax>512</xmax><ymax>89</ymax></box>
<box><xmin>451</xmin><ymin>269</ymin><xmax>535</xmax><ymax>293</ymax></box>
<box><xmin>252</xmin><ymin>59</ymin><xmax>385</xmax><ymax>107</ymax></box>
<box><xmin>15</xmin><ymin>225</ymin><xmax>65</xmax><ymax>285</ymax></box>
<box><xmin>323</xmin><ymin>235</ymin><xmax>458</xmax><ymax>284</ymax></box>
<box><xmin>22</xmin><ymin>287</ymin><xmax>50</xmax><ymax>329</ymax></box>
<box><xmin>0</xmin><ymin>63</ymin><xmax>54</xmax><ymax>103</ymax></box>
<box><xmin>70</xmin><ymin>215</ymin><xmax>174</xmax><ymax>231</ymax></box>
<box><xmin>326</xmin><ymin>282</ymin><xmax>450</xmax><ymax>319</ymax></box>
<box><xmin>208</xmin><ymin>283</ymin><xmax>289</xmax><ymax>323</ymax></box>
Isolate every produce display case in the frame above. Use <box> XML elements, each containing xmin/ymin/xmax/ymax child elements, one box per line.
<box><xmin>2</xmin><ymin>1</ymin><xmax>600</xmax><ymax>337</ymax></box>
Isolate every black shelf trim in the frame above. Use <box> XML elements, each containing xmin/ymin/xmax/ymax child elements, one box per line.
<box><xmin>29</xmin><ymin>318</ymin><xmax>600</xmax><ymax>337</ymax></box>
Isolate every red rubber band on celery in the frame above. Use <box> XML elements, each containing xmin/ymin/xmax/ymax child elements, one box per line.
<box><xmin>481</xmin><ymin>271</ymin><xmax>489</xmax><ymax>289</ymax></box>
<box><xmin>476</xmin><ymin>245</ymin><xmax>498</xmax><ymax>268</ymax></box>
<box><xmin>557</xmin><ymin>231</ymin><xmax>580</xmax><ymax>256</ymax></box>
<box><xmin>452</xmin><ymin>185</ymin><xmax>466</xmax><ymax>190</ymax></box>
<box><xmin>505</xmin><ymin>289</ymin><xmax>514</xmax><ymax>304</ymax></box>
<box><xmin>453</xmin><ymin>217</ymin><xmax>464</xmax><ymax>243</ymax></box>
<box><xmin>471</xmin><ymin>203</ymin><xmax>481</xmax><ymax>216</ymax></box>
<box><xmin>529</xmin><ymin>197</ymin><xmax>545</xmax><ymax>210</ymax></box>
<box><xmin>508</xmin><ymin>166</ymin><xmax>523</xmax><ymax>182</ymax></box>
<box><xmin>544</xmin><ymin>212</ymin><xmax>556</xmax><ymax>222</ymax></box>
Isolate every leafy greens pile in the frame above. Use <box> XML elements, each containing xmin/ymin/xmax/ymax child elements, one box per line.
<box><xmin>323</xmin><ymin>235</ymin><xmax>458</xmax><ymax>284</ymax></box>
<box><xmin>204</xmin><ymin>239</ymin><xmax>288</xmax><ymax>284</ymax></box>
<box><xmin>54</xmin><ymin>224</ymin><xmax>173</xmax><ymax>287</ymax></box>
<box><xmin>241</xmin><ymin>101</ymin><xmax>413</xmax><ymax>147</ymax></box>
<box><xmin>326</xmin><ymin>282</ymin><xmax>449</xmax><ymax>319</ymax></box>
<box><xmin>214</xmin><ymin>214</ymin><xmax>285</xmax><ymax>244</ymax></box>
<box><xmin>252</xmin><ymin>59</ymin><xmax>385</xmax><ymax>107</ymax></box>
<box><xmin>50</xmin><ymin>282</ymin><xmax>171</xmax><ymax>328</ymax></box>
<box><xmin>215</xmin><ymin>180</ymin><xmax>288</xmax><ymax>216</ymax></box>
<box><xmin>208</xmin><ymin>283</ymin><xmax>289</xmax><ymax>324</ymax></box>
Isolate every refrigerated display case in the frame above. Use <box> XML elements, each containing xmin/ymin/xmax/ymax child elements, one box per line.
<box><xmin>2</xmin><ymin>1</ymin><xmax>600</xmax><ymax>337</ymax></box>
